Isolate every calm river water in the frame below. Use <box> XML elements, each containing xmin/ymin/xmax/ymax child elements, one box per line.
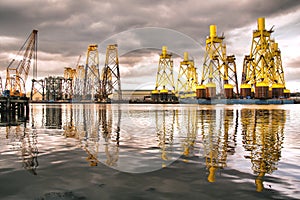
<box><xmin>0</xmin><ymin>103</ymin><xmax>299</xmax><ymax>200</ymax></box>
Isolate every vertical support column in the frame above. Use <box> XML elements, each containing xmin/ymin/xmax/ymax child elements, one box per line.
<box><xmin>84</xmin><ymin>44</ymin><xmax>100</xmax><ymax>101</ymax></box>
<box><xmin>152</xmin><ymin>46</ymin><xmax>176</xmax><ymax>102</ymax></box>
<box><xmin>101</xmin><ymin>44</ymin><xmax>122</xmax><ymax>102</ymax></box>
<box><xmin>200</xmin><ymin>25</ymin><xmax>238</xmax><ymax>99</ymax></box>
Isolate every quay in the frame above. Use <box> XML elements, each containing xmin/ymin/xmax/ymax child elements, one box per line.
<box><xmin>0</xmin><ymin>96</ymin><xmax>30</xmax><ymax>126</ymax></box>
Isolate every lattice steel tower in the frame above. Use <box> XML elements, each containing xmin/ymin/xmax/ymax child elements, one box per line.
<box><xmin>151</xmin><ymin>46</ymin><xmax>176</xmax><ymax>102</ymax></box>
<box><xmin>198</xmin><ymin>25</ymin><xmax>238</xmax><ymax>99</ymax></box>
<box><xmin>177</xmin><ymin>52</ymin><xmax>198</xmax><ymax>98</ymax></box>
<box><xmin>84</xmin><ymin>44</ymin><xmax>100</xmax><ymax>100</ymax></box>
<box><xmin>101</xmin><ymin>44</ymin><xmax>122</xmax><ymax>101</ymax></box>
<box><xmin>240</xmin><ymin>17</ymin><xmax>289</xmax><ymax>99</ymax></box>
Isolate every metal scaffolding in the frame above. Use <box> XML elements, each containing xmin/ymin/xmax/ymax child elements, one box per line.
<box><xmin>30</xmin><ymin>79</ymin><xmax>45</xmax><ymax>101</ymax></box>
<box><xmin>198</xmin><ymin>25</ymin><xmax>238</xmax><ymax>99</ymax></box>
<box><xmin>45</xmin><ymin>76</ymin><xmax>64</xmax><ymax>101</ymax></box>
<box><xmin>73</xmin><ymin>65</ymin><xmax>85</xmax><ymax>100</ymax></box>
<box><xmin>240</xmin><ymin>17</ymin><xmax>289</xmax><ymax>99</ymax></box>
<box><xmin>177</xmin><ymin>52</ymin><xmax>198</xmax><ymax>98</ymax></box>
<box><xmin>101</xmin><ymin>44</ymin><xmax>122</xmax><ymax>101</ymax></box>
<box><xmin>63</xmin><ymin>67</ymin><xmax>76</xmax><ymax>100</ymax></box>
<box><xmin>151</xmin><ymin>46</ymin><xmax>177</xmax><ymax>102</ymax></box>
<box><xmin>84</xmin><ymin>44</ymin><xmax>100</xmax><ymax>100</ymax></box>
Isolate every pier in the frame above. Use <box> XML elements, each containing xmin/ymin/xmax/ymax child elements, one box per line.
<box><xmin>0</xmin><ymin>96</ymin><xmax>29</xmax><ymax>126</ymax></box>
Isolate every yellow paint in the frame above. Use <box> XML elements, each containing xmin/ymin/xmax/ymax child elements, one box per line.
<box><xmin>210</xmin><ymin>25</ymin><xmax>217</xmax><ymax>38</ymax></box>
<box><xmin>271</xmin><ymin>83</ymin><xmax>284</xmax><ymax>89</ymax></box>
<box><xmin>224</xmin><ymin>83</ymin><xmax>234</xmax><ymax>89</ymax></box>
<box><xmin>151</xmin><ymin>90</ymin><xmax>159</xmax><ymax>94</ymax></box>
<box><xmin>240</xmin><ymin>83</ymin><xmax>251</xmax><ymax>89</ymax></box>
<box><xmin>183</xmin><ymin>52</ymin><xmax>189</xmax><ymax>61</ymax></box>
<box><xmin>206</xmin><ymin>82</ymin><xmax>216</xmax><ymax>88</ymax></box>
<box><xmin>196</xmin><ymin>84</ymin><xmax>206</xmax><ymax>89</ymax></box>
<box><xmin>257</xmin><ymin>17</ymin><xmax>265</xmax><ymax>31</ymax></box>
<box><xmin>160</xmin><ymin>89</ymin><xmax>168</xmax><ymax>93</ymax></box>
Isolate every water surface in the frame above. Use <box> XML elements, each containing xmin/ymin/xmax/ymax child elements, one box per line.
<box><xmin>0</xmin><ymin>104</ymin><xmax>299</xmax><ymax>199</ymax></box>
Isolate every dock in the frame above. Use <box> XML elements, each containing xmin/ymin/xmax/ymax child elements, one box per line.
<box><xmin>179</xmin><ymin>98</ymin><xmax>295</xmax><ymax>105</ymax></box>
<box><xmin>0</xmin><ymin>96</ymin><xmax>30</xmax><ymax>126</ymax></box>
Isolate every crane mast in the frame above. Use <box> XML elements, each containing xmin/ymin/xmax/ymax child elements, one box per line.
<box><xmin>5</xmin><ymin>30</ymin><xmax>38</xmax><ymax>97</ymax></box>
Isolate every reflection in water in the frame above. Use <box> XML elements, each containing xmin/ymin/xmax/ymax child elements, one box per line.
<box><xmin>21</xmin><ymin>128</ymin><xmax>39</xmax><ymax>175</ymax></box>
<box><xmin>99</xmin><ymin>105</ymin><xmax>120</xmax><ymax>167</ymax></box>
<box><xmin>155</xmin><ymin>109</ymin><xmax>175</xmax><ymax>167</ymax></box>
<box><xmin>62</xmin><ymin>104</ymin><xmax>121</xmax><ymax>167</ymax></box>
<box><xmin>24</xmin><ymin>104</ymin><xmax>289</xmax><ymax>193</ymax></box>
<box><xmin>2</xmin><ymin>121</ymin><xmax>39</xmax><ymax>175</ymax></box>
<box><xmin>46</xmin><ymin>105</ymin><xmax>62</xmax><ymax>129</ymax></box>
<box><xmin>241</xmin><ymin>109</ymin><xmax>285</xmax><ymax>192</ymax></box>
<box><xmin>181</xmin><ymin>109</ymin><xmax>197</xmax><ymax>158</ymax></box>
<box><xmin>200</xmin><ymin>108</ymin><xmax>238</xmax><ymax>182</ymax></box>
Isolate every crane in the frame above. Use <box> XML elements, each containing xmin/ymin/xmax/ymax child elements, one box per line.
<box><xmin>5</xmin><ymin>30</ymin><xmax>38</xmax><ymax>97</ymax></box>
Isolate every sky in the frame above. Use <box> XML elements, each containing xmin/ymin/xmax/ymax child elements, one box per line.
<box><xmin>0</xmin><ymin>0</ymin><xmax>300</xmax><ymax>92</ymax></box>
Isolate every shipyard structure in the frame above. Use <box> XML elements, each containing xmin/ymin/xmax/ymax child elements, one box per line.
<box><xmin>150</xmin><ymin>17</ymin><xmax>292</xmax><ymax>104</ymax></box>
<box><xmin>0</xmin><ymin>17</ymin><xmax>295</xmax><ymax>106</ymax></box>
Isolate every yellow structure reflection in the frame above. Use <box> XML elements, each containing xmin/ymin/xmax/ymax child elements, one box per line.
<box><xmin>62</xmin><ymin>104</ymin><xmax>121</xmax><ymax>167</ymax></box>
<box><xmin>100</xmin><ymin>105</ymin><xmax>121</xmax><ymax>167</ymax></box>
<box><xmin>155</xmin><ymin>108</ymin><xmax>175</xmax><ymax>167</ymax></box>
<box><xmin>200</xmin><ymin>108</ymin><xmax>238</xmax><ymax>182</ymax></box>
<box><xmin>181</xmin><ymin>108</ymin><xmax>197</xmax><ymax>159</ymax></box>
<box><xmin>241</xmin><ymin>109</ymin><xmax>285</xmax><ymax>192</ymax></box>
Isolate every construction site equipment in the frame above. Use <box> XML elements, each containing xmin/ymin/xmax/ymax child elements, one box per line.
<box><xmin>241</xmin><ymin>17</ymin><xmax>289</xmax><ymax>99</ymax></box>
<box><xmin>177</xmin><ymin>52</ymin><xmax>198</xmax><ymax>98</ymax></box>
<box><xmin>63</xmin><ymin>67</ymin><xmax>76</xmax><ymax>100</ymax></box>
<box><xmin>73</xmin><ymin>65</ymin><xmax>85</xmax><ymax>100</ymax></box>
<box><xmin>84</xmin><ymin>44</ymin><xmax>100</xmax><ymax>100</ymax></box>
<box><xmin>5</xmin><ymin>30</ymin><xmax>38</xmax><ymax>97</ymax></box>
<box><xmin>45</xmin><ymin>76</ymin><xmax>64</xmax><ymax>101</ymax></box>
<box><xmin>30</xmin><ymin>79</ymin><xmax>45</xmax><ymax>101</ymax></box>
<box><xmin>151</xmin><ymin>46</ymin><xmax>177</xmax><ymax>102</ymax></box>
<box><xmin>198</xmin><ymin>25</ymin><xmax>238</xmax><ymax>99</ymax></box>
<box><xmin>100</xmin><ymin>44</ymin><xmax>122</xmax><ymax>102</ymax></box>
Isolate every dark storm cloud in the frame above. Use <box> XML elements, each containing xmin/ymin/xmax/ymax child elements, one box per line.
<box><xmin>1</xmin><ymin>0</ymin><xmax>300</xmax><ymax>89</ymax></box>
<box><xmin>2</xmin><ymin>0</ymin><xmax>299</xmax><ymax>44</ymax></box>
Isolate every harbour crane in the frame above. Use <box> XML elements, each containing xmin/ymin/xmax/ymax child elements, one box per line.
<box><xmin>5</xmin><ymin>30</ymin><xmax>38</xmax><ymax>97</ymax></box>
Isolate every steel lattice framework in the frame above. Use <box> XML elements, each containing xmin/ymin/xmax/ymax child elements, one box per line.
<box><xmin>84</xmin><ymin>44</ymin><xmax>100</xmax><ymax>100</ymax></box>
<box><xmin>73</xmin><ymin>65</ymin><xmax>85</xmax><ymax>100</ymax></box>
<box><xmin>101</xmin><ymin>44</ymin><xmax>122</xmax><ymax>101</ymax></box>
<box><xmin>241</xmin><ymin>18</ymin><xmax>289</xmax><ymax>98</ymax></box>
<box><xmin>200</xmin><ymin>25</ymin><xmax>238</xmax><ymax>98</ymax></box>
<box><xmin>177</xmin><ymin>52</ymin><xmax>198</xmax><ymax>98</ymax></box>
<box><xmin>5</xmin><ymin>30</ymin><xmax>38</xmax><ymax>97</ymax></box>
<box><xmin>154</xmin><ymin>46</ymin><xmax>175</xmax><ymax>93</ymax></box>
<box><xmin>30</xmin><ymin>79</ymin><xmax>45</xmax><ymax>101</ymax></box>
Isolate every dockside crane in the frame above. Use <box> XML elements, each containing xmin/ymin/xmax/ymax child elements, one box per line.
<box><xmin>5</xmin><ymin>30</ymin><xmax>38</xmax><ymax>97</ymax></box>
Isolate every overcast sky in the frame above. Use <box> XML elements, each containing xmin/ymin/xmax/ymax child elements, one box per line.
<box><xmin>0</xmin><ymin>0</ymin><xmax>300</xmax><ymax>92</ymax></box>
